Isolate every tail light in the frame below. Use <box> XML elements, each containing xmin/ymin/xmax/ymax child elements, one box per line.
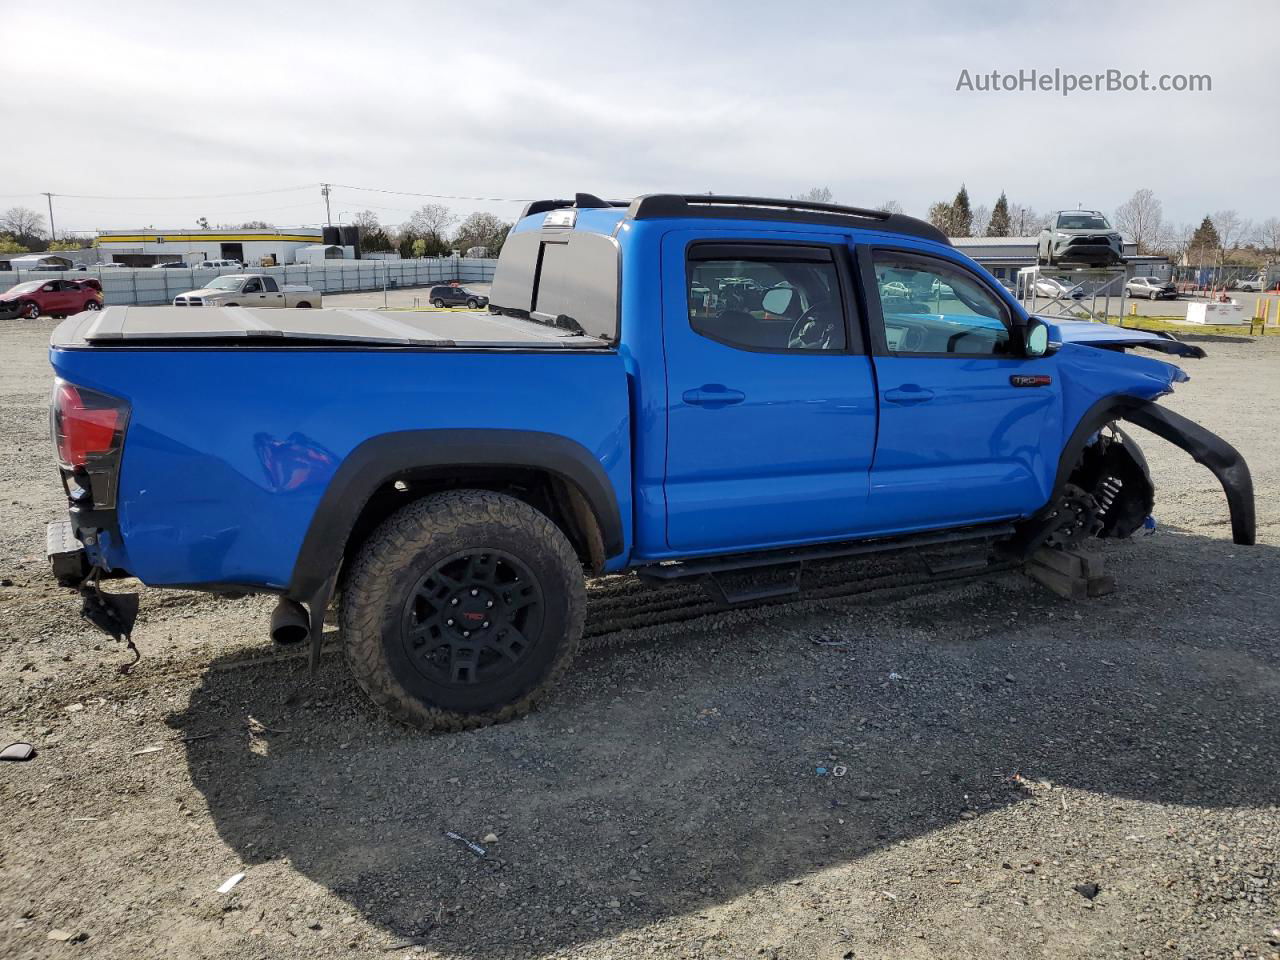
<box><xmin>50</xmin><ymin>379</ymin><xmax>130</xmax><ymax>509</ymax></box>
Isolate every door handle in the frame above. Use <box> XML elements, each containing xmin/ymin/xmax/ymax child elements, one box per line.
<box><xmin>683</xmin><ymin>384</ymin><xmax>746</xmax><ymax>408</ymax></box>
<box><xmin>883</xmin><ymin>385</ymin><xmax>935</xmax><ymax>405</ymax></box>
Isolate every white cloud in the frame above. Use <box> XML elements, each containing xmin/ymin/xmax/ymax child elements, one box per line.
<box><xmin>2</xmin><ymin>0</ymin><xmax>1277</xmax><ymax>233</ymax></box>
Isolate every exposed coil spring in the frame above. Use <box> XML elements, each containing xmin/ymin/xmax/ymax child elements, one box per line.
<box><xmin>1096</xmin><ymin>475</ymin><xmax>1123</xmax><ymax>516</ymax></box>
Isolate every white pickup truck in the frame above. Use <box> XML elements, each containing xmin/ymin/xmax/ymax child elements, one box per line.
<box><xmin>173</xmin><ymin>274</ymin><xmax>321</xmax><ymax>308</ymax></box>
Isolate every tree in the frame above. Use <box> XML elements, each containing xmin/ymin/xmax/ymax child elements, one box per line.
<box><xmin>48</xmin><ymin>238</ymin><xmax>83</xmax><ymax>251</ymax></box>
<box><xmin>196</xmin><ymin>217</ymin><xmax>210</xmax><ymax>230</ymax></box>
<box><xmin>0</xmin><ymin>234</ymin><xmax>27</xmax><ymax>254</ymax></box>
<box><xmin>878</xmin><ymin>200</ymin><xmax>904</xmax><ymax>215</ymax></box>
<box><xmin>987</xmin><ymin>191</ymin><xmax>1011</xmax><ymax>237</ymax></box>
<box><xmin>969</xmin><ymin>203</ymin><xmax>991</xmax><ymax>239</ymax></box>
<box><xmin>1255</xmin><ymin>217</ymin><xmax>1280</xmax><ymax>255</ymax></box>
<box><xmin>1186</xmin><ymin>216</ymin><xmax>1220</xmax><ymax>267</ymax></box>
<box><xmin>453</xmin><ymin>212</ymin><xmax>512</xmax><ymax>256</ymax></box>
<box><xmin>1</xmin><ymin>206</ymin><xmax>47</xmax><ymax>248</ymax></box>
<box><xmin>792</xmin><ymin>186</ymin><xmax>834</xmax><ymax>204</ymax></box>
<box><xmin>949</xmin><ymin>184</ymin><xmax>972</xmax><ymax>237</ymax></box>
<box><xmin>359</xmin><ymin>227</ymin><xmax>395</xmax><ymax>254</ymax></box>
<box><xmin>927</xmin><ymin>201</ymin><xmax>952</xmax><ymax>233</ymax></box>
<box><xmin>238</xmin><ymin>220</ymin><xmax>274</xmax><ymax>229</ymax></box>
<box><xmin>1211</xmin><ymin>209</ymin><xmax>1250</xmax><ymax>261</ymax></box>
<box><xmin>404</xmin><ymin>203</ymin><xmax>456</xmax><ymax>239</ymax></box>
<box><xmin>1007</xmin><ymin>202</ymin><xmax>1047</xmax><ymax>236</ymax></box>
<box><xmin>1113</xmin><ymin>189</ymin><xmax>1163</xmax><ymax>255</ymax></box>
<box><xmin>350</xmin><ymin>210</ymin><xmax>382</xmax><ymax>234</ymax></box>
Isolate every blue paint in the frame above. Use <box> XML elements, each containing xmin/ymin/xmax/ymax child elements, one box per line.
<box><xmin>49</xmin><ymin>206</ymin><xmax>1188</xmax><ymax>592</ymax></box>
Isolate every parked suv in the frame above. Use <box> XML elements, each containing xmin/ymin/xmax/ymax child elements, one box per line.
<box><xmin>1124</xmin><ymin>277</ymin><xmax>1178</xmax><ymax>300</ymax></box>
<box><xmin>1</xmin><ymin>278</ymin><xmax>103</xmax><ymax>319</ymax></box>
<box><xmin>429</xmin><ymin>285</ymin><xmax>488</xmax><ymax>309</ymax></box>
<box><xmin>1038</xmin><ymin>210</ymin><xmax>1124</xmax><ymax>267</ymax></box>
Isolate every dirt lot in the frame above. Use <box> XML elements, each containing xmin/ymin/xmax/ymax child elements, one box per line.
<box><xmin>1</xmin><ymin>317</ymin><xmax>1277</xmax><ymax>960</ymax></box>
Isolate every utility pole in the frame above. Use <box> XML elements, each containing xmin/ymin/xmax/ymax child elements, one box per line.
<box><xmin>42</xmin><ymin>192</ymin><xmax>55</xmax><ymax>242</ymax></box>
<box><xmin>321</xmin><ymin>183</ymin><xmax>332</xmax><ymax>227</ymax></box>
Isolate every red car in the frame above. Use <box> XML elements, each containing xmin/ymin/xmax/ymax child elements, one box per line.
<box><xmin>0</xmin><ymin>278</ymin><xmax>103</xmax><ymax>319</ymax></box>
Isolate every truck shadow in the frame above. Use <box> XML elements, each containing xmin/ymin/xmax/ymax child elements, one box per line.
<box><xmin>168</xmin><ymin>528</ymin><xmax>1279</xmax><ymax>957</ymax></box>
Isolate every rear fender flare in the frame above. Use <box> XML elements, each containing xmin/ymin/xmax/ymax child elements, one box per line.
<box><xmin>286</xmin><ymin>429</ymin><xmax>624</xmax><ymax>600</ymax></box>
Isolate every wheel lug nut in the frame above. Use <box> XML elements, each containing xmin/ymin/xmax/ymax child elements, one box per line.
<box><xmin>470</xmin><ymin>589</ymin><xmax>478</xmax><ymax>596</ymax></box>
<box><xmin>463</xmin><ymin>630</ymin><xmax>470</xmax><ymax>638</ymax></box>
<box><xmin>451</xmin><ymin>598</ymin><xmax>458</xmax><ymax>605</ymax></box>
<box><xmin>486</xmin><ymin>600</ymin><xmax>493</xmax><ymax>608</ymax></box>
<box><xmin>446</xmin><ymin>619</ymin><xmax>454</xmax><ymax>626</ymax></box>
<box><xmin>482</xmin><ymin>621</ymin><xmax>489</xmax><ymax>628</ymax></box>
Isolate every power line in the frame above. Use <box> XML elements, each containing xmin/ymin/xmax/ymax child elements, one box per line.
<box><xmin>330</xmin><ymin>183</ymin><xmax>527</xmax><ymax>203</ymax></box>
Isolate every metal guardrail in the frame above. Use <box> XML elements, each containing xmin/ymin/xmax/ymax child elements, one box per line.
<box><xmin>0</xmin><ymin>257</ymin><xmax>498</xmax><ymax>306</ymax></box>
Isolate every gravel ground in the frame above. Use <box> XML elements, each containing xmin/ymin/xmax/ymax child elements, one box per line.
<box><xmin>0</xmin><ymin>317</ymin><xmax>1277</xmax><ymax>960</ymax></box>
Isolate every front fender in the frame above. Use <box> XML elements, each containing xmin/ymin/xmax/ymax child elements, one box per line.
<box><xmin>1121</xmin><ymin>402</ymin><xmax>1256</xmax><ymax>546</ymax></box>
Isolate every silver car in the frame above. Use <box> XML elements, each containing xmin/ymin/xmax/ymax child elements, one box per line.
<box><xmin>1124</xmin><ymin>277</ymin><xmax>1177</xmax><ymax>300</ymax></box>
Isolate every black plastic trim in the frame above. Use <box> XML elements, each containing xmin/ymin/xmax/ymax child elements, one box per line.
<box><xmin>628</xmin><ymin>194</ymin><xmax>950</xmax><ymax>245</ymax></box>
<box><xmin>286</xmin><ymin>429</ymin><xmax>625</xmax><ymax>599</ymax></box>
<box><xmin>1122</xmin><ymin>402</ymin><xmax>1255</xmax><ymax>546</ymax></box>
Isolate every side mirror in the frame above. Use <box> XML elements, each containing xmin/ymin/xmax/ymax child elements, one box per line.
<box><xmin>761</xmin><ymin>287</ymin><xmax>794</xmax><ymax>315</ymax></box>
<box><xmin>1024</xmin><ymin>318</ymin><xmax>1051</xmax><ymax>358</ymax></box>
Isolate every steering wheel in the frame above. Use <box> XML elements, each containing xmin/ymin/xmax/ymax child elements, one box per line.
<box><xmin>787</xmin><ymin>300</ymin><xmax>835</xmax><ymax>349</ymax></box>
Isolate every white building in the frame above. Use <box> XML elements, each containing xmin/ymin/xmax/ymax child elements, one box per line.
<box><xmin>95</xmin><ymin>228</ymin><xmax>346</xmax><ymax>267</ymax></box>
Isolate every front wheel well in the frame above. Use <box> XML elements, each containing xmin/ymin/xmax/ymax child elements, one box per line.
<box><xmin>340</xmin><ymin>466</ymin><xmax>607</xmax><ymax>582</ymax></box>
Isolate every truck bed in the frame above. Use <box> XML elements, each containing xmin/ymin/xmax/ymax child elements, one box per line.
<box><xmin>51</xmin><ymin>305</ymin><xmax>610</xmax><ymax>349</ymax></box>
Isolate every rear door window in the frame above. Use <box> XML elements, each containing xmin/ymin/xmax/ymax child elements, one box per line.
<box><xmin>686</xmin><ymin>245</ymin><xmax>849</xmax><ymax>353</ymax></box>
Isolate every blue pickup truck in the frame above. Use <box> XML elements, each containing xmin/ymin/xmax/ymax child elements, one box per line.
<box><xmin>47</xmin><ymin>193</ymin><xmax>1254</xmax><ymax>729</ymax></box>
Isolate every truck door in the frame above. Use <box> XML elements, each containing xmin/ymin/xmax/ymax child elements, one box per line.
<box><xmin>261</xmin><ymin>276</ymin><xmax>285</xmax><ymax>305</ymax></box>
<box><xmin>239</xmin><ymin>277</ymin><xmax>272</xmax><ymax>305</ymax></box>
<box><xmin>857</xmin><ymin>245</ymin><xmax>1059</xmax><ymax>529</ymax></box>
<box><xmin>661</xmin><ymin>234</ymin><xmax>878</xmax><ymax>554</ymax></box>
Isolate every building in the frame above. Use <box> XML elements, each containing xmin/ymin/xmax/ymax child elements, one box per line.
<box><xmin>952</xmin><ymin>236</ymin><xmax>1169</xmax><ymax>284</ymax></box>
<box><xmin>95</xmin><ymin>227</ymin><xmax>346</xmax><ymax>267</ymax></box>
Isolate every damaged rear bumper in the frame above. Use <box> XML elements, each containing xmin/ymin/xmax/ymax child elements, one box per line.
<box><xmin>1121</xmin><ymin>403</ymin><xmax>1256</xmax><ymax>546</ymax></box>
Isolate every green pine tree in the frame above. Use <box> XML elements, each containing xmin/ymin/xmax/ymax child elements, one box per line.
<box><xmin>987</xmin><ymin>192</ymin><xmax>1011</xmax><ymax>237</ymax></box>
<box><xmin>950</xmin><ymin>184</ymin><xmax>973</xmax><ymax>237</ymax></box>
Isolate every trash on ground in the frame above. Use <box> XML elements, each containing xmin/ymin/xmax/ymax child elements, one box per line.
<box><xmin>815</xmin><ymin>766</ymin><xmax>829</xmax><ymax>776</ymax></box>
<box><xmin>217</xmin><ymin>872</ymin><xmax>245</xmax><ymax>894</ymax></box>
<box><xmin>888</xmin><ymin>672</ymin><xmax>904</xmax><ymax>681</ymax></box>
<box><xmin>246</xmin><ymin>716</ymin><xmax>288</xmax><ymax>735</ymax></box>
<box><xmin>445</xmin><ymin>831</ymin><xmax>488</xmax><ymax>858</ymax></box>
<box><xmin>131</xmin><ymin>746</ymin><xmax>163</xmax><ymax>756</ymax></box>
<box><xmin>482</xmin><ymin>832</ymin><xmax>499</xmax><ymax>844</ymax></box>
<box><xmin>1</xmin><ymin>742</ymin><xmax>36</xmax><ymax>762</ymax></box>
<box><xmin>832</xmin><ymin>765</ymin><xmax>848</xmax><ymax>777</ymax></box>
<box><xmin>1073</xmin><ymin>882</ymin><xmax>1101</xmax><ymax>900</ymax></box>
<box><xmin>47</xmin><ymin>930</ymin><xmax>87</xmax><ymax>943</ymax></box>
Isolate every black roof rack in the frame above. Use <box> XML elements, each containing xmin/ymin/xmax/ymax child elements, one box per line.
<box><xmin>519</xmin><ymin>193</ymin><xmax>630</xmax><ymax>220</ymax></box>
<box><xmin>625</xmin><ymin>194</ymin><xmax>950</xmax><ymax>245</ymax></box>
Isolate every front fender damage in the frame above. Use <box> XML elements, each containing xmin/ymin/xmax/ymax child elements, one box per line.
<box><xmin>1120</xmin><ymin>402</ymin><xmax>1256</xmax><ymax>546</ymax></box>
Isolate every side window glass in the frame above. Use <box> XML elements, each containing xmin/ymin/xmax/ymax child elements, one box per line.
<box><xmin>687</xmin><ymin>253</ymin><xmax>846</xmax><ymax>352</ymax></box>
<box><xmin>871</xmin><ymin>253</ymin><xmax>1012</xmax><ymax>356</ymax></box>
<box><xmin>243</xmin><ymin>279</ymin><xmax>261</xmax><ymax>293</ymax></box>
<box><xmin>263</xmin><ymin>277</ymin><xmax>279</xmax><ymax>292</ymax></box>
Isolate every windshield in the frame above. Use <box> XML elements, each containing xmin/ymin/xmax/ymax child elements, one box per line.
<box><xmin>1058</xmin><ymin>213</ymin><xmax>1111</xmax><ymax>230</ymax></box>
<box><xmin>205</xmin><ymin>276</ymin><xmax>243</xmax><ymax>290</ymax></box>
<box><xmin>3</xmin><ymin>281</ymin><xmax>42</xmax><ymax>296</ymax></box>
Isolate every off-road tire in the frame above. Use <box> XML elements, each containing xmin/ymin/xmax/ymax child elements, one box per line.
<box><xmin>341</xmin><ymin>489</ymin><xmax>585</xmax><ymax>730</ymax></box>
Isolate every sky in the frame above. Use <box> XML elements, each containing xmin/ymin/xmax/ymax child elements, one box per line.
<box><xmin>1</xmin><ymin>0</ymin><xmax>1277</xmax><ymax>239</ymax></box>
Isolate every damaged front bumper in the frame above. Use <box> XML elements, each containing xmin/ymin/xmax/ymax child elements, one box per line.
<box><xmin>1121</xmin><ymin>403</ymin><xmax>1256</xmax><ymax>546</ymax></box>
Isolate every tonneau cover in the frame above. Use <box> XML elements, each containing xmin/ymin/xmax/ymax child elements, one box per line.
<box><xmin>51</xmin><ymin>305</ymin><xmax>610</xmax><ymax>349</ymax></box>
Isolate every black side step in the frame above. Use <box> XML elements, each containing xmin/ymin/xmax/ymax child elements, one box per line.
<box><xmin>636</xmin><ymin>523</ymin><xmax>1016</xmax><ymax>586</ymax></box>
